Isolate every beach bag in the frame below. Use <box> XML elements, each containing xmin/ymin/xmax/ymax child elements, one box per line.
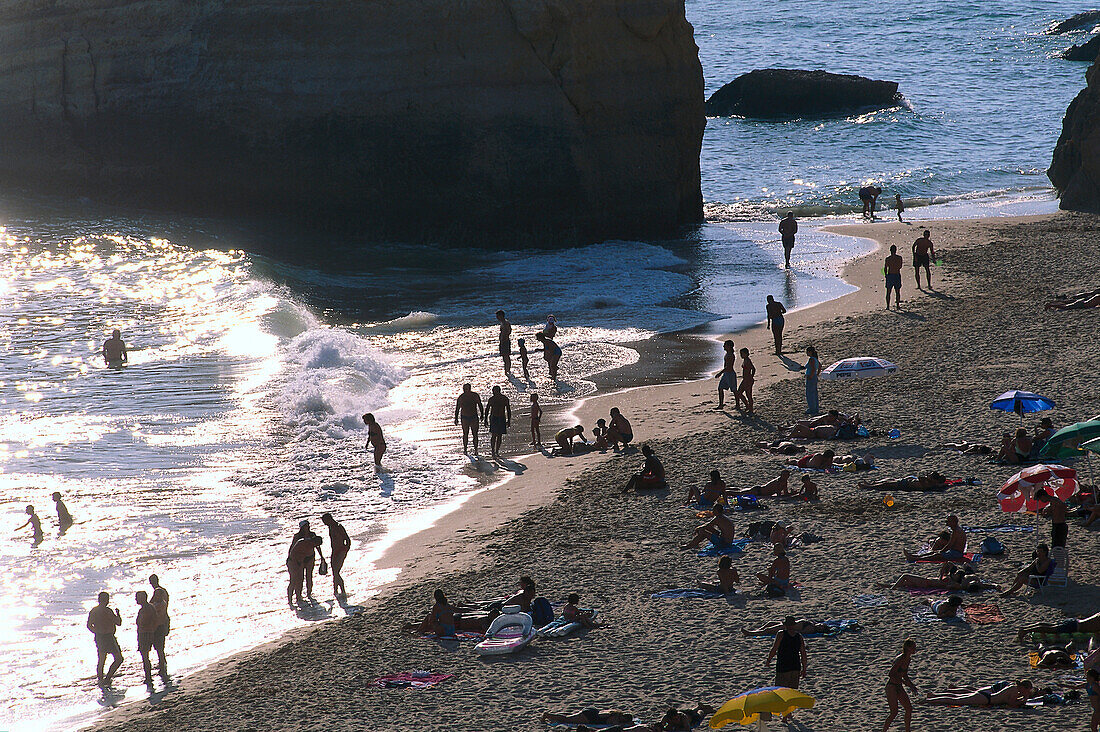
<box><xmin>531</xmin><ymin>597</ymin><xmax>554</xmax><ymax>627</ymax></box>
<box><xmin>736</xmin><ymin>495</ymin><xmax>759</xmax><ymax>510</ymax></box>
<box><xmin>318</xmin><ymin>556</ymin><xmax>328</xmax><ymax>575</ymax></box>
<box><xmin>837</xmin><ymin>423</ymin><xmax>857</xmax><ymax>439</ymax></box>
<box><xmin>979</xmin><ymin>537</ymin><xmax>1005</xmax><ymax>556</ymax></box>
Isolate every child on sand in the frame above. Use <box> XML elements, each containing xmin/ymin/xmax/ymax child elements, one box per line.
<box><xmin>562</xmin><ymin>593</ymin><xmax>600</xmax><ymax>627</ymax></box>
<box><xmin>529</xmin><ymin>393</ymin><xmax>541</xmax><ymax>445</ymax></box>
<box><xmin>517</xmin><ymin>338</ymin><xmax>531</xmax><ymax>381</ymax></box>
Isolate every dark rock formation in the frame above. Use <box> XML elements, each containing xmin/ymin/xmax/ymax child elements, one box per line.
<box><xmin>1048</xmin><ymin>10</ymin><xmax>1100</xmax><ymax>34</ymax></box>
<box><xmin>0</xmin><ymin>0</ymin><xmax>705</xmax><ymax>242</ymax></box>
<box><xmin>705</xmin><ymin>69</ymin><xmax>901</xmax><ymax>119</ymax></box>
<box><xmin>1062</xmin><ymin>35</ymin><xmax>1100</xmax><ymax>61</ymax></box>
<box><xmin>1050</xmin><ymin>59</ymin><xmax>1100</xmax><ymax>212</ymax></box>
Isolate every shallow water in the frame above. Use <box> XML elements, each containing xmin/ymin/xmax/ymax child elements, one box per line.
<box><xmin>0</xmin><ymin>0</ymin><xmax>1083</xmax><ymax>728</ymax></box>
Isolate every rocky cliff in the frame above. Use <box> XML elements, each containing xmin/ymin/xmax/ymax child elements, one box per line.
<box><xmin>1050</xmin><ymin>59</ymin><xmax>1100</xmax><ymax>213</ymax></box>
<box><xmin>0</xmin><ymin>0</ymin><xmax>704</xmax><ymax>242</ymax></box>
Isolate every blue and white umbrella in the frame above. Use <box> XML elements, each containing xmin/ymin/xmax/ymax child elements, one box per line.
<box><xmin>990</xmin><ymin>390</ymin><xmax>1056</xmax><ymax>416</ymax></box>
<box><xmin>819</xmin><ymin>357</ymin><xmax>898</xmax><ymax>381</ymax></box>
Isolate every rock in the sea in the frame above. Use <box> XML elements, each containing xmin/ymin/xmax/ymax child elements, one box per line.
<box><xmin>1048</xmin><ymin>10</ymin><xmax>1100</xmax><ymax>34</ymax></box>
<box><xmin>705</xmin><ymin>69</ymin><xmax>901</xmax><ymax>119</ymax></box>
<box><xmin>0</xmin><ymin>0</ymin><xmax>705</xmax><ymax>242</ymax></box>
<box><xmin>1050</xmin><ymin>59</ymin><xmax>1100</xmax><ymax>212</ymax></box>
<box><xmin>1062</xmin><ymin>35</ymin><xmax>1100</xmax><ymax>61</ymax></box>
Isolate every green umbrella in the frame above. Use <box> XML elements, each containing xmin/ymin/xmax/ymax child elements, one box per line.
<box><xmin>1083</xmin><ymin>436</ymin><xmax>1100</xmax><ymax>454</ymax></box>
<box><xmin>1039</xmin><ymin>420</ymin><xmax>1100</xmax><ymax>458</ymax></box>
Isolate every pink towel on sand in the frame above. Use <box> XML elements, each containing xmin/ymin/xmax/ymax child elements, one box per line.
<box><xmin>964</xmin><ymin>604</ymin><xmax>1005</xmax><ymax>624</ymax></box>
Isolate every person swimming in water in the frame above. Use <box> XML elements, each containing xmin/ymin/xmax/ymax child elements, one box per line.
<box><xmin>102</xmin><ymin>329</ymin><xmax>128</xmax><ymax>367</ymax></box>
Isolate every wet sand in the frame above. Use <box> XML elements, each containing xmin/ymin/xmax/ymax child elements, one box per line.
<box><xmin>94</xmin><ymin>212</ymin><xmax>1100</xmax><ymax>731</ymax></box>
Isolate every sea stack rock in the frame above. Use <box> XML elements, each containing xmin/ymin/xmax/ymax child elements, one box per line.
<box><xmin>1061</xmin><ymin>35</ymin><xmax>1100</xmax><ymax>61</ymax></box>
<box><xmin>1050</xmin><ymin>60</ymin><xmax>1100</xmax><ymax>213</ymax></box>
<box><xmin>1048</xmin><ymin>10</ymin><xmax>1100</xmax><ymax>35</ymax></box>
<box><xmin>0</xmin><ymin>0</ymin><xmax>705</xmax><ymax>242</ymax></box>
<box><xmin>705</xmin><ymin>69</ymin><xmax>901</xmax><ymax>119</ymax></box>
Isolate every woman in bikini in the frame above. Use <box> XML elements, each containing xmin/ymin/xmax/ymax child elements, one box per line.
<box><xmin>741</xmin><ymin>618</ymin><xmax>841</xmax><ymax>637</ymax></box>
<box><xmin>735</xmin><ymin>347</ymin><xmax>756</xmax><ymax>414</ymax></box>
<box><xmin>883</xmin><ymin>639</ymin><xmax>917</xmax><ymax>732</ymax></box>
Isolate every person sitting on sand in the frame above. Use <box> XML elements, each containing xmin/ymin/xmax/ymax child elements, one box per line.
<box><xmin>793</xmin><ymin>475</ymin><xmax>819</xmax><ymax>500</ymax></box>
<box><xmin>622</xmin><ymin>445</ymin><xmax>666</xmax><ymax>492</ymax></box>
<box><xmin>756</xmin><ymin>544</ymin><xmax>791</xmax><ymax>596</ymax></box>
<box><xmin>700</xmin><ymin>556</ymin><xmax>740</xmax><ymax>594</ymax></box>
<box><xmin>735</xmin><ymin>470</ymin><xmax>792</xmax><ymax>498</ymax></box>
<box><xmin>1014</xmin><ymin>611</ymin><xmax>1100</xmax><ymax>643</ymax></box>
<box><xmin>413</xmin><ymin>589</ymin><xmax>457</xmax><ymax>636</ymax></box>
<box><xmin>787</xmin><ymin>449</ymin><xmax>835</xmax><ymax>470</ymax></box>
<box><xmin>770</xmin><ymin>520</ymin><xmax>794</xmax><ymax>547</ymax></box>
<box><xmin>591</xmin><ymin>418</ymin><xmax>610</xmax><ymax>451</ymax></box>
<box><xmin>921</xmin><ymin>594</ymin><xmax>964</xmax><ymax>619</ymax></box>
<box><xmin>997</xmin><ymin>428</ymin><xmax>1033</xmax><ymax>465</ymax></box>
<box><xmin>1033</xmin><ymin>417</ymin><xmax>1056</xmax><ymax>448</ymax></box>
<box><xmin>1000</xmin><ymin>543</ymin><xmax>1053</xmax><ymax>597</ymax></box>
<box><xmin>562</xmin><ymin>593</ymin><xmax>601</xmax><ymax>628</ymax></box>
<box><xmin>686</xmin><ymin>470</ymin><xmax>728</xmax><ymax>506</ymax></box>
<box><xmin>554</xmin><ymin>425</ymin><xmax>588</xmax><ymax>455</ymax></box>
<box><xmin>924</xmin><ymin>679</ymin><xmax>1034</xmax><ymax>707</ymax></box>
<box><xmin>860</xmin><ymin>472</ymin><xmax>949</xmax><ymax>493</ymax></box>
<box><xmin>755</xmin><ymin>439</ymin><xmax>805</xmax><ymax>455</ymax></box>
<box><xmin>903</xmin><ymin>515</ymin><xmax>966</xmax><ymax>562</ymax></box>
<box><xmin>607</xmin><ymin>407</ymin><xmax>633</xmax><ymax>449</ymax></box>
<box><xmin>504</xmin><ymin>576</ymin><xmax>537</xmax><ymax>612</ymax></box>
<box><xmin>682</xmin><ymin>503</ymin><xmax>737</xmax><ymax>550</ymax></box>
<box><xmin>741</xmin><ymin>618</ymin><xmax>846</xmax><ymax>637</ymax></box>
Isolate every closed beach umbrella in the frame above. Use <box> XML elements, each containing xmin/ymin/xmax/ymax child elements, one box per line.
<box><xmin>996</xmin><ymin>464</ymin><xmax>1077</xmax><ymax>513</ymax></box>
<box><xmin>989</xmin><ymin>390</ymin><xmax>1055</xmax><ymax>417</ymax></box>
<box><xmin>710</xmin><ymin>686</ymin><xmax>816</xmax><ymax>729</ymax></box>
<box><xmin>819</xmin><ymin>357</ymin><xmax>898</xmax><ymax>381</ymax></box>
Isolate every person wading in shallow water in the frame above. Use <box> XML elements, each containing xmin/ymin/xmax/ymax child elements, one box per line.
<box><xmin>322</xmin><ymin>512</ymin><xmax>351</xmax><ymax>597</ymax></box>
<box><xmin>87</xmin><ymin>591</ymin><xmax>123</xmax><ymax>686</ymax></box>
<box><xmin>102</xmin><ymin>329</ymin><xmax>128</xmax><ymax>367</ymax></box>
<box><xmin>454</xmin><ymin>383</ymin><xmax>484</xmax><ymax>456</ymax></box>
<box><xmin>362</xmin><ymin>412</ymin><xmax>387</xmax><ymax>467</ymax></box>
<box><xmin>484</xmin><ymin>385</ymin><xmax>511</xmax><ymax>458</ymax></box>
<box><xmin>495</xmin><ymin>309</ymin><xmax>512</xmax><ymax>373</ymax></box>
<box><xmin>778</xmin><ymin>212</ymin><xmax>797</xmax><ymax>268</ymax></box>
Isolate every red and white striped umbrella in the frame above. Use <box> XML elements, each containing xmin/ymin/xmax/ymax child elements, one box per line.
<box><xmin>996</xmin><ymin>464</ymin><xmax>1077</xmax><ymax>513</ymax></box>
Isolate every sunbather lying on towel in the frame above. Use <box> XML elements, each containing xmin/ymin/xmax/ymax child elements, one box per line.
<box><xmin>543</xmin><ymin>709</ymin><xmax>635</xmax><ymax>726</ymax></box>
<box><xmin>920</xmin><ymin>595</ymin><xmax>963</xmax><ymax>619</ymax></box>
<box><xmin>780</xmin><ymin>410</ymin><xmax>859</xmax><ymax>439</ymax></box>
<box><xmin>733</xmin><ymin>470</ymin><xmax>792</xmax><ymax>497</ymax></box>
<box><xmin>876</xmin><ymin>565</ymin><xmax>997</xmax><ymax>593</ymax></box>
<box><xmin>1045</xmin><ymin>289</ymin><xmax>1100</xmax><ymax>310</ymax></box>
<box><xmin>682</xmin><ymin>503</ymin><xmax>737</xmax><ymax>550</ymax></box>
<box><xmin>924</xmin><ymin>679</ymin><xmax>1034</xmax><ymax>707</ymax></box>
<box><xmin>1035</xmin><ymin>642</ymin><xmax>1077</xmax><ymax>669</ymax></box>
<box><xmin>1015</xmin><ymin>611</ymin><xmax>1100</xmax><ymax>643</ymax></box>
<box><xmin>699</xmin><ymin>556</ymin><xmax>740</xmax><ymax>594</ymax></box>
<box><xmin>685</xmin><ymin>470</ymin><xmax>728</xmax><ymax>506</ymax></box>
<box><xmin>941</xmin><ymin>441</ymin><xmax>994</xmax><ymax>455</ymax></box>
<box><xmin>786</xmin><ymin>450</ymin><xmax>835</xmax><ymax>470</ymax></box>
<box><xmin>755</xmin><ymin>440</ymin><xmax>804</xmax><ymax>455</ymax></box>
<box><xmin>741</xmin><ymin>618</ymin><xmax>839</xmax><ymax>636</ymax></box>
<box><xmin>859</xmin><ymin>472</ymin><xmax>948</xmax><ymax>492</ymax></box>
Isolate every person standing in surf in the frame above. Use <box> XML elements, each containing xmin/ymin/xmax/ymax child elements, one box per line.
<box><xmin>766</xmin><ymin>295</ymin><xmax>786</xmax><ymax>355</ymax></box>
<box><xmin>517</xmin><ymin>338</ymin><xmax>531</xmax><ymax>381</ymax></box>
<box><xmin>496</xmin><ymin>310</ymin><xmax>512</xmax><ymax>373</ymax></box>
<box><xmin>895</xmin><ymin>193</ymin><xmax>905</xmax><ymax>223</ymax></box>
<box><xmin>484</xmin><ymin>386</ymin><xmax>511</xmax><ymax>458</ymax></box>
<box><xmin>454</xmin><ymin>383</ymin><xmax>485</xmax><ymax>455</ymax></box>
<box><xmin>150</xmin><ymin>586</ymin><xmax>170</xmax><ymax>680</ymax></box>
<box><xmin>135</xmin><ymin>590</ymin><xmax>158</xmax><ymax>686</ymax></box>
<box><xmin>529</xmin><ymin>392</ymin><xmax>542</xmax><ymax>446</ymax></box>
<box><xmin>543</xmin><ymin>314</ymin><xmax>557</xmax><ymax>339</ymax></box>
<box><xmin>102</xmin><ymin>329</ymin><xmax>128</xmax><ymax>367</ymax></box>
<box><xmin>535</xmin><ymin>332</ymin><xmax>562</xmax><ymax>381</ymax></box>
<box><xmin>362</xmin><ymin>413</ymin><xmax>387</xmax><ymax>467</ymax></box>
<box><xmin>87</xmin><ymin>591</ymin><xmax>123</xmax><ymax>686</ymax></box>
<box><xmin>778</xmin><ymin>212</ymin><xmax>797</xmax><ymax>269</ymax></box>
<box><xmin>321</xmin><ymin>512</ymin><xmax>351</xmax><ymax>597</ymax></box>
<box><xmin>715</xmin><ymin>340</ymin><xmax>737</xmax><ymax>409</ymax></box>
<box><xmin>52</xmin><ymin>492</ymin><xmax>73</xmax><ymax>534</ymax></box>
<box><xmin>15</xmin><ymin>505</ymin><xmax>42</xmax><ymax>546</ymax></box>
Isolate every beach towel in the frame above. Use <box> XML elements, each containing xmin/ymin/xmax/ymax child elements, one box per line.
<box><xmin>372</xmin><ymin>671</ymin><xmax>454</xmax><ymax>689</ymax></box>
<box><xmin>965</xmin><ymin>525</ymin><xmax>1035</xmax><ymax>533</ymax></box>
<box><xmin>852</xmin><ymin>593</ymin><xmax>889</xmax><ymax>608</ymax></box>
<box><xmin>911</xmin><ymin>605</ymin><xmax>965</xmax><ymax>624</ymax></box>
<box><xmin>963</xmin><ymin>604</ymin><xmax>1005</xmax><ymax>624</ymax></box>
<box><xmin>696</xmin><ymin>538</ymin><xmax>751</xmax><ymax>558</ymax></box>
<box><xmin>651</xmin><ymin>588</ymin><xmax>738</xmax><ymax>600</ymax></box>
<box><xmin>1028</xmin><ymin>651</ymin><xmax>1082</xmax><ymax>669</ymax></box>
<box><xmin>418</xmin><ymin>632</ymin><xmax>484</xmax><ymax>641</ymax></box>
<box><xmin>908</xmin><ymin>552</ymin><xmax>976</xmax><ymax>563</ymax></box>
<box><xmin>1030</xmin><ymin>631</ymin><xmax>1100</xmax><ymax>645</ymax></box>
<box><xmin>745</xmin><ymin>619</ymin><xmax>861</xmax><ymax>639</ymax></box>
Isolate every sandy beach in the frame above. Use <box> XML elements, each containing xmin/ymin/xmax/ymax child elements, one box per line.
<box><xmin>93</xmin><ymin>211</ymin><xmax>1100</xmax><ymax>732</ymax></box>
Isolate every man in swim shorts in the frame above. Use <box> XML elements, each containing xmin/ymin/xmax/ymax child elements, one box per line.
<box><xmin>1035</xmin><ymin>487</ymin><xmax>1068</xmax><ymax>549</ymax></box>
<box><xmin>779</xmin><ymin>212</ymin><xmax>797</xmax><ymax>268</ymax></box>
<box><xmin>495</xmin><ymin>310</ymin><xmax>512</xmax><ymax>373</ymax></box>
<box><xmin>454</xmin><ymin>384</ymin><xmax>484</xmax><ymax>456</ymax></box>
<box><xmin>715</xmin><ymin>339</ymin><xmax>737</xmax><ymax>409</ymax></box>
<box><xmin>554</xmin><ymin>425</ymin><xmax>587</xmax><ymax>455</ymax></box>
<box><xmin>484</xmin><ymin>385</ymin><xmax>511</xmax><ymax>458</ymax></box>
<box><xmin>902</xmin><ymin>514</ymin><xmax>965</xmax><ymax>562</ymax></box>
<box><xmin>87</xmin><ymin>591</ymin><xmax>123</xmax><ymax>686</ymax></box>
<box><xmin>885</xmin><ymin>245</ymin><xmax>903</xmax><ymax>310</ymax></box>
<box><xmin>607</xmin><ymin>407</ymin><xmax>633</xmax><ymax>448</ymax></box>
<box><xmin>912</xmin><ymin>229</ymin><xmax>936</xmax><ymax>288</ymax></box>
<box><xmin>135</xmin><ymin>590</ymin><xmax>159</xmax><ymax>686</ymax></box>
<box><xmin>102</xmin><ymin>329</ymin><xmax>128</xmax><ymax>367</ymax></box>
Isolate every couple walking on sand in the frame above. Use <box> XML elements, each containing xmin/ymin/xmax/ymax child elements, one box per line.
<box><xmin>287</xmin><ymin>514</ymin><xmax>351</xmax><ymax>604</ymax></box>
<box><xmin>715</xmin><ymin>341</ymin><xmax>756</xmax><ymax>413</ymax></box>
<box><xmin>884</xmin><ymin>230</ymin><xmax>938</xmax><ymax>309</ymax></box>
<box><xmin>86</xmin><ymin>575</ymin><xmax>170</xmax><ymax>688</ymax></box>
<box><xmin>454</xmin><ymin>383</ymin><xmax>512</xmax><ymax>458</ymax></box>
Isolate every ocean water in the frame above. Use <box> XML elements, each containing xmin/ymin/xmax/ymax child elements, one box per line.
<box><xmin>0</xmin><ymin>1</ymin><xmax>1086</xmax><ymax>728</ymax></box>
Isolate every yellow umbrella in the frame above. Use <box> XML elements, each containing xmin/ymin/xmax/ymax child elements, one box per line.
<box><xmin>710</xmin><ymin>686</ymin><xmax>816</xmax><ymax>728</ymax></box>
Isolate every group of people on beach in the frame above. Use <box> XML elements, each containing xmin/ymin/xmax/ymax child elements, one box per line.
<box><xmin>13</xmin><ymin>492</ymin><xmax>72</xmax><ymax>545</ymax></box>
<box><xmin>286</xmin><ymin>513</ymin><xmax>351</xmax><ymax>604</ymax></box>
<box><xmin>497</xmin><ymin>310</ymin><xmax>562</xmax><ymax>382</ymax></box>
<box><xmin>85</xmin><ymin>575</ymin><xmax>170</xmax><ymax>688</ymax></box>
<box><xmin>884</xmin><ymin>229</ymin><xmax>937</xmax><ymax>309</ymax></box>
